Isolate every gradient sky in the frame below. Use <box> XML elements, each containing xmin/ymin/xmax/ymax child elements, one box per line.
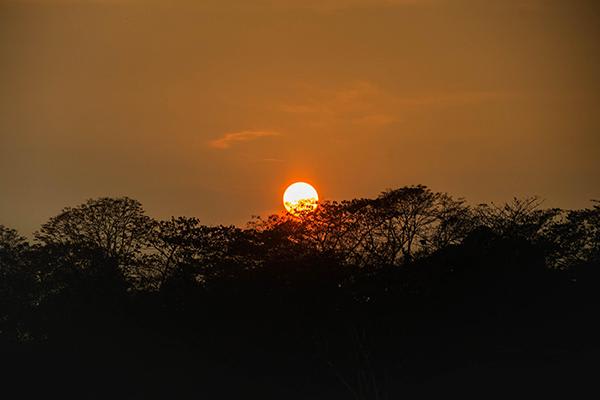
<box><xmin>1</xmin><ymin>0</ymin><xmax>599</xmax><ymax>235</ymax></box>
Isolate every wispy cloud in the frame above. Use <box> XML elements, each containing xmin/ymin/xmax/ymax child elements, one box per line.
<box><xmin>209</xmin><ymin>130</ymin><xmax>281</xmax><ymax>150</ymax></box>
<box><xmin>395</xmin><ymin>90</ymin><xmax>512</xmax><ymax>107</ymax></box>
<box><xmin>270</xmin><ymin>0</ymin><xmax>434</xmax><ymax>13</ymax></box>
<box><xmin>279</xmin><ymin>81</ymin><xmax>511</xmax><ymax>130</ymax></box>
<box><xmin>279</xmin><ymin>81</ymin><xmax>400</xmax><ymax>128</ymax></box>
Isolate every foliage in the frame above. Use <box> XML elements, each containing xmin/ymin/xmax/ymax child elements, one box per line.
<box><xmin>35</xmin><ymin>197</ymin><xmax>153</xmax><ymax>263</ymax></box>
<box><xmin>2</xmin><ymin>188</ymin><xmax>600</xmax><ymax>398</ymax></box>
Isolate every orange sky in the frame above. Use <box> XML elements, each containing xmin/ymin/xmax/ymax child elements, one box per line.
<box><xmin>1</xmin><ymin>0</ymin><xmax>599</xmax><ymax>235</ymax></box>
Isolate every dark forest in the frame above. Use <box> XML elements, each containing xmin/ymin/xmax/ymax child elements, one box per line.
<box><xmin>2</xmin><ymin>185</ymin><xmax>600</xmax><ymax>398</ymax></box>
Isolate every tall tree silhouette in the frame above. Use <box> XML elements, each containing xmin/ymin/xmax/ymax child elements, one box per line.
<box><xmin>368</xmin><ymin>186</ymin><xmax>470</xmax><ymax>264</ymax></box>
<box><xmin>0</xmin><ymin>225</ymin><xmax>36</xmax><ymax>341</ymax></box>
<box><xmin>35</xmin><ymin>197</ymin><xmax>153</xmax><ymax>264</ymax></box>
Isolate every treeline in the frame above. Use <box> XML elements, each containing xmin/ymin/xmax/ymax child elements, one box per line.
<box><xmin>1</xmin><ymin>185</ymin><xmax>599</xmax><ymax>398</ymax></box>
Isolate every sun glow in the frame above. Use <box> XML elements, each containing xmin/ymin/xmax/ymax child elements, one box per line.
<box><xmin>283</xmin><ymin>182</ymin><xmax>319</xmax><ymax>215</ymax></box>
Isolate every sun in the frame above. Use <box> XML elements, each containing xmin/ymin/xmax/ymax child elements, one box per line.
<box><xmin>283</xmin><ymin>182</ymin><xmax>319</xmax><ymax>215</ymax></box>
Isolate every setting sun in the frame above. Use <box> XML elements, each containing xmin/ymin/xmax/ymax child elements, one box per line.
<box><xmin>283</xmin><ymin>182</ymin><xmax>319</xmax><ymax>215</ymax></box>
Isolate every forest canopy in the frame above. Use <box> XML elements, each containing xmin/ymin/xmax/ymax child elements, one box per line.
<box><xmin>1</xmin><ymin>185</ymin><xmax>599</xmax><ymax>398</ymax></box>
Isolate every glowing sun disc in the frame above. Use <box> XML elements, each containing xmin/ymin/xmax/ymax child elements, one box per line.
<box><xmin>283</xmin><ymin>182</ymin><xmax>319</xmax><ymax>215</ymax></box>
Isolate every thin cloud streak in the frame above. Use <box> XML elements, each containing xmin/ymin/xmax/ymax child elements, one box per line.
<box><xmin>278</xmin><ymin>81</ymin><xmax>512</xmax><ymax>130</ymax></box>
<box><xmin>270</xmin><ymin>0</ymin><xmax>435</xmax><ymax>12</ymax></box>
<box><xmin>209</xmin><ymin>130</ymin><xmax>281</xmax><ymax>150</ymax></box>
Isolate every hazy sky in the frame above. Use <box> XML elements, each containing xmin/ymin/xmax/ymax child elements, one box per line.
<box><xmin>1</xmin><ymin>0</ymin><xmax>599</xmax><ymax>235</ymax></box>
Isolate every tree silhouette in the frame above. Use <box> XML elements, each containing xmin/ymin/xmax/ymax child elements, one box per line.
<box><xmin>2</xmin><ymin>188</ymin><xmax>600</xmax><ymax>398</ymax></box>
<box><xmin>35</xmin><ymin>197</ymin><xmax>152</xmax><ymax>263</ymax></box>
<box><xmin>543</xmin><ymin>200</ymin><xmax>600</xmax><ymax>269</ymax></box>
<box><xmin>0</xmin><ymin>225</ymin><xmax>36</xmax><ymax>341</ymax></box>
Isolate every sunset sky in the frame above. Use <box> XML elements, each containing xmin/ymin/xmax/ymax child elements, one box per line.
<box><xmin>1</xmin><ymin>0</ymin><xmax>599</xmax><ymax>235</ymax></box>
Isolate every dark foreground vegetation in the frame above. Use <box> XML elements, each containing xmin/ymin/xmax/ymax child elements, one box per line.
<box><xmin>1</xmin><ymin>185</ymin><xmax>599</xmax><ymax>398</ymax></box>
